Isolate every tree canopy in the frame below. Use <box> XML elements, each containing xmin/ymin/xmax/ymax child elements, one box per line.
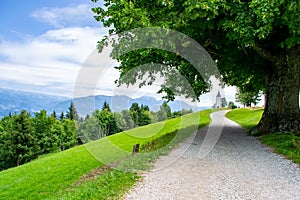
<box><xmin>92</xmin><ymin>0</ymin><xmax>300</xmax><ymax>135</ymax></box>
<box><xmin>236</xmin><ymin>90</ymin><xmax>261</xmax><ymax>107</ymax></box>
<box><xmin>0</xmin><ymin>110</ymin><xmax>78</xmax><ymax>170</ymax></box>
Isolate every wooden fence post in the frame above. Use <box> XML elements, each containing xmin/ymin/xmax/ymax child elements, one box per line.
<box><xmin>132</xmin><ymin>144</ymin><xmax>140</xmax><ymax>156</ymax></box>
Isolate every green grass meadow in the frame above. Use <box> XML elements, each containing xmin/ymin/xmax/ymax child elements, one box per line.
<box><xmin>226</xmin><ymin>108</ymin><xmax>300</xmax><ymax>166</ymax></box>
<box><xmin>225</xmin><ymin>108</ymin><xmax>263</xmax><ymax>131</ymax></box>
<box><xmin>1</xmin><ymin>108</ymin><xmax>299</xmax><ymax>199</ymax></box>
<box><xmin>0</xmin><ymin>109</ymin><xmax>212</xmax><ymax>199</ymax></box>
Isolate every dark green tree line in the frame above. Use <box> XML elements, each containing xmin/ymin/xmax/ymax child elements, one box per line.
<box><xmin>0</xmin><ymin>102</ymin><xmax>80</xmax><ymax>170</ymax></box>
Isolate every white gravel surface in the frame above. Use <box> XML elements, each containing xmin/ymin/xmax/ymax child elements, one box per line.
<box><xmin>124</xmin><ymin>110</ymin><xmax>300</xmax><ymax>200</ymax></box>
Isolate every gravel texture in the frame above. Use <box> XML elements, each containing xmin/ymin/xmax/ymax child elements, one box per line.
<box><xmin>124</xmin><ymin>110</ymin><xmax>300</xmax><ymax>200</ymax></box>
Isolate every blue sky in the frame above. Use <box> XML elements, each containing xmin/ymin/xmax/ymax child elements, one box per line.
<box><xmin>0</xmin><ymin>0</ymin><xmax>242</xmax><ymax>106</ymax></box>
<box><xmin>0</xmin><ymin>0</ymin><xmax>116</xmax><ymax>97</ymax></box>
<box><xmin>0</xmin><ymin>0</ymin><xmax>99</xmax><ymax>40</ymax></box>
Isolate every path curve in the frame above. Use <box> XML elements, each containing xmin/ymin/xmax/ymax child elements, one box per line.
<box><xmin>124</xmin><ymin>110</ymin><xmax>300</xmax><ymax>200</ymax></box>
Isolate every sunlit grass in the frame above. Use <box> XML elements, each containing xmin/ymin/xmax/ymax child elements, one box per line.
<box><xmin>226</xmin><ymin>108</ymin><xmax>300</xmax><ymax>166</ymax></box>
<box><xmin>0</xmin><ymin>109</ymin><xmax>212</xmax><ymax>199</ymax></box>
<box><xmin>260</xmin><ymin>132</ymin><xmax>300</xmax><ymax>165</ymax></box>
<box><xmin>0</xmin><ymin>146</ymin><xmax>100</xmax><ymax>200</ymax></box>
<box><xmin>226</xmin><ymin>108</ymin><xmax>263</xmax><ymax>131</ymax></box>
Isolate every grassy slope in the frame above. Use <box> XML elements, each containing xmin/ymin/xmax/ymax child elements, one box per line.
<box><xmin>225</xmin><ymin>108</ymin><xmax>263</xmax><ymax>131</ymax></box>
<box><xmin>0</xmin><ymin>109</ymin><xmax>212</xmax><ymax>199</ymax></box>
<box><xmin>226</xmin><ymin>108</ymin><xmax>300</xmax><ymax>166</ymax></box>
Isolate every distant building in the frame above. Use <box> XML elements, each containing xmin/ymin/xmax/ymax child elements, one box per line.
<box><xmin>213</xmin><ymin>91</ymin><xmax>222</xmax><ymax>108</ymax></box>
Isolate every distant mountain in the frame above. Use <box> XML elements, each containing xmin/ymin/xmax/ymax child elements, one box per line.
<box><xmin>0</xmin><ymin>88</ymin><xmax>210</xmax><ymax>117</ymax></box>
<box><xmin>49</xmin><ymin>95</ymin><xmax>209</xmax><ymax>116</ymax></box>
<box><xmin>0</xmin><ymin>89</ymin><xmax>69</xmax><ymax>117</ymax></box>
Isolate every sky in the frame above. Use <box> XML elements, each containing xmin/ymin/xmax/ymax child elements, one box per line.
<box><xmin>0</xmin><ymin>0</ymin><xmax>250</xmax><ymax>107</ymax></box>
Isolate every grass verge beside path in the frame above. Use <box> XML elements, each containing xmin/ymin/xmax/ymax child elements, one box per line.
<box><xmin>0</xmin><ymin>109</ymin><xmax>213</xmax><ymax>200</ymax></box>
<box><xmin>225</xmin><ymin>108</ymin><xmax>263</xmax><ymax>131</ymax></box>
<box><xmin>226</xmin><ymin>108</ymin><xmax>300</xmax><ymax>166</ymax></box>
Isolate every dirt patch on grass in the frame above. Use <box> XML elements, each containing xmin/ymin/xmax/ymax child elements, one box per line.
<box><xmin>71</xmin><ymin>165</ymin><xmax>112</xmax><ymax>187</ymax></box>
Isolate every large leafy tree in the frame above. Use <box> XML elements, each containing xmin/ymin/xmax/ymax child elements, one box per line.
<box><xmin>157</xmin><ymin>101</ymin><xmax>172</xmax><ymax>122</ymax></box>
<box><xmin>78</xmin><ymin>115</ymin><xmax>103</xmax><ymax>142</ymax></box>
<box><xmin>129</xmin><ymin>103</ymin><xmax>151</xmax><ymax>126</ymax></box>
<box><xmin>92</xmin><ymin>0</ymin><xmax>299</xmax><ymax>135</ymax></box>
<box><xmin>94</xmin><ymin>109</ymin><xmax>119</xmax><ymax>136</ymax></box>
<box><xmin>236</xmin><ymin>90</ymin><xmax>261</xmax><ymax>107</ymax></box>
<box><xmin>121</xmin><ymin>110</ymin><xmax>135</xmax><ymax>130</ymax></box>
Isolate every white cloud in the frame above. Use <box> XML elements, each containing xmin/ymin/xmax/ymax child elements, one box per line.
<box><xmin>0</xmin><ymin>26</ymin><xmax>110</xmax><ymax>97</ymax></box>
<box><xmin>31</xmin><ymin>4</ymin><xmax>95</xmax><ymax>28</ymax></box>
<box><xmin>1</xmin><ymin>25</ymin><xmax>165</xmax><ymax>99</ymax></box>
<box><xmin>1</xmin><ymin>27</ymin><xmax>103</xmax><ymax>65</ymax></box>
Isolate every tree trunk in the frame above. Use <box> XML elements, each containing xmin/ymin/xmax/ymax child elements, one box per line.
<box><xmin>16</xmin><ymin>155</ymin><xmax>20</xmax><ymax>167</ymax></box>
<box><xmin>250</xmin><ymin>49</ymin><xmax>300</xmax><ymax>135</ymax></box>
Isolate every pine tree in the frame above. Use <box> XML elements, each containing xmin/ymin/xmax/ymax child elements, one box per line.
<box><xmin>66</xmin><ymin>101</ymin><xmax>79</xmax><ymax>121</ymax></box>
<box><xmin>102</xmin><ymin>101</ymin><xmax>111</xmax><ymax>112</ymax></box>
<box><xmin>12</xmin><ymin>110</ymin><xmax>40</xmax><ymax>166</ymax></box>
<box><xmin>60</xmin><ymin>112</ymin><xmax>65</xmax><ymax>121</ymax></box>
<box><xmin>51</xmin><ymin>110</ymin><xmax>57</xmax><ymax>119</ymax></box>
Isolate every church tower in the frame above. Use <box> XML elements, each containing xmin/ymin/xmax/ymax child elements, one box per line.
<box><xmin>213</xmin><ymin>91</ymin><xmax>222</xmax><ymax>108</ymax></box>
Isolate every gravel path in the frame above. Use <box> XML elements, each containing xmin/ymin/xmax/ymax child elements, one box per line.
<box><xmin>124</xmin><ymin>110</ymin><xmax>300</xmax><ymax>200</ymax></box>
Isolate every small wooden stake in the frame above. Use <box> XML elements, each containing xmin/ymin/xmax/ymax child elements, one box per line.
<box><xmin>132</xmin><ymin>143</ymin><xmax>140</xmax><ymax>156</ymax></box>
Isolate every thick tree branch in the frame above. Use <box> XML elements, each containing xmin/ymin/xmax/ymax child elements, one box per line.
<box><xmin>252</xmin><ymin>43</ymin><xmax>278</xmax><ymax>64</ymax></box>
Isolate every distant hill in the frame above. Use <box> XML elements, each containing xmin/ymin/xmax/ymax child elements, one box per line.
<box><xmin>0</xmin><ymin>88</ymin><xmax>210</xmax><ymax>117</ymax></box>
<box><xmin>0</xmin><ymin>88</ymin><xmax>69</xmax><ymax>117</ymax></box>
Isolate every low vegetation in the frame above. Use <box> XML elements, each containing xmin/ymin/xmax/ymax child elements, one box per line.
<box><xmin>226</xmin><ymin>108</ymin><xmax>300</xmax><ymax>166</ymax></box>
<box><xmin>0</xmin><ymin>109</ymin><xmax>212</xmax><ymax>199</ymax></box>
